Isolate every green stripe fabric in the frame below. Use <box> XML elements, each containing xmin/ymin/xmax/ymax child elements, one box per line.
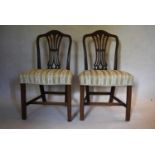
<box><xmin>20</xmin><ymin>69</ymin><xmax>73</xmax><ymax>85</ymax></box>
<box><xmin>79</xmin><ymin>70</ymin><xmax>134</xmax><ymax>86</ymax></box>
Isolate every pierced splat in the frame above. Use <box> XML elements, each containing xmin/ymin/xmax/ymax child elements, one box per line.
<box><xmin>46</xmin><ymin>32</ymin><xmax>62</xmax><ymax>69</ymax></box>
<box><xmin>92</xmin><ymin>33</ymin><xmax>109</xmax><ymax>70</ymax></box>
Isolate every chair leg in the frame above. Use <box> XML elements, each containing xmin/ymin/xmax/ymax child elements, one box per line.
<box><xmin>40</xmin><ymin>85</ymin><xmax>46</xmax><ymax>102</ymax></box>
<box><xmin>80</xmin><ymin>85</ymin><xmax>85</xmax><ymax>120</ymax></box>
<box><xmin>126</xmin><ymin>86</ymin><xmax>132</xmax><ymax>121</ymax></box>
<box><xmin>20</xmin><ymin>84</ymin><xmax>27</xmax><ymax>120</ymax></box>
<box><xmin>66</xmin><ymin>85</ymin><xmax>72</xmax><ymax>121</ymax></box>
<box><xmin>85</xmin><ymin>86</ymin><xmax>90</xmax><ymax>104</ymax></box>
<box><xmin>65</xmin><ymin>85</ymin><xmax>67</xmax><ymax>106</ymax></box>
<box><xmin>109</xmin><ymin>86</ymin><xmax>115</xmax><ymax>103</ymax></box>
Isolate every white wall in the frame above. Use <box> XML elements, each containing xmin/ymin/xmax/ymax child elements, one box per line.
<box><xmin>0</xmin><ymin>25</ymin><xmax>155</xmax><ymax>109</ymax></box>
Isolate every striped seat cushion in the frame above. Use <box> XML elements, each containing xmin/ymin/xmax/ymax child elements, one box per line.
<box><xmin>79</xmin><ymin>70</ymin><xmax>134</xmax><ymax>86</ymax></box>
<box><xmin>20</xmin><ymin>69</ymin><xmax>73</xmax><ymax>85</ymax></box>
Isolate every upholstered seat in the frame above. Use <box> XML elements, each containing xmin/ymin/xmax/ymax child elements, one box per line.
<box><xmin>79</xmin><ymin>70</ymin><xmax>133</xmax><ymax>86</ymax></box>
<box><xmin>20</xmin><ymin>69</ymin><xmax>73</xmax><ymax>85</ymax></box>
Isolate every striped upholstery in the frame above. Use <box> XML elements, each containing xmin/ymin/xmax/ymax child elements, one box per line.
<box><xmin>20</xmin><ymin>69</ymin><xmax>73</xmax><ymax>85</ymax></box>
<box><xmin>79</xmin><ymin>70</ymin><xmax>134</xmax><ymax>86</ymax></box>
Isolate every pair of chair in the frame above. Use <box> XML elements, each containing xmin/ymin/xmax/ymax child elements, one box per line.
<box><xmin>19</xmin><ymin>30</ymin><xmax>134</xmax><ymax>122</ymax></box>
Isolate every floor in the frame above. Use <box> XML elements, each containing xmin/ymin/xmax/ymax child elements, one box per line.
<box><xmin>1</xmin><ymin>102</ymin><xmax>155</xmax><ymax>129</ymax></box>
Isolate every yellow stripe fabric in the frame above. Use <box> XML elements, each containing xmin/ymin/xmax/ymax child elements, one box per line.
<box><xmin>20</xmin><ymin>69</ymin><xmax>73</xmax><ymax>85</ymax></box>
<box><xmin>79</xmin><ymin>70</ymin><xmax>134</xmax><ymax>86</ymax></box>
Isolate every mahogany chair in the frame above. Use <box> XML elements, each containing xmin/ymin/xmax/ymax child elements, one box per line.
<box><xmin>79</xmin><ymin>30</ymin><xmax>134</xmax><ymax>121</ymax></box>
<box><xmin>19</xmin><ymin>30</ymin><xmax>73</xmax><ymax>121</ymax></box>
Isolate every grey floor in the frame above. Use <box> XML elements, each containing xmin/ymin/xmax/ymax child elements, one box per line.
<box><xmin>1</xmin><ymin>102</ymin><xmax>155</xmax><ymax>129</ymax></box>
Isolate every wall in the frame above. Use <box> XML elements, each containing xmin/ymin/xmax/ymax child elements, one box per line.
<box><xmin>0</xmin><ymin>25</ymin><xmax>155</xmax><ymax>111</ymax></box>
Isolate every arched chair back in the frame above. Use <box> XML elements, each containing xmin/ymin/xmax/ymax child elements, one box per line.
<box><xmin>36</xmin><ymin>30</ymin><xmax>72</xmax><ymax>69</ymax></box>
<box><xmin>83</xmin><ymin>30</ymin><xmax>119</xmax><ymax>70</ymax></box>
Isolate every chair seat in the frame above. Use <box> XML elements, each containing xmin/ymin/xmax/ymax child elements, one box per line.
<box><xmin>20</xmin><ymin>69</ymin><xmax>73</xmax><ymax>85</ymax></box>
<box><xmin>79</xmin><ymin>70</ymin><xmax>134</xmax><ymax>86</ymax></box>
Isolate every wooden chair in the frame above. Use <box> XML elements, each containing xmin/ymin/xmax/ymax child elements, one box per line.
<box><xmin>19</xmin><ymin>30</ymin><xmax>73</xmax><ymax>121</ymax></box>
<box><xmin>79</xmin><ymin>30</ymin><xmax>134</xmax><ymax>121</ymax></box>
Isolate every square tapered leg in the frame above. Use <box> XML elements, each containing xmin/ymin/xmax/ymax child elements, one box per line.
<box><xmin>67</xmin><ymin>85</ymin><xmax>72</xmax><ymax>121</ymax></box>
<box><xmin>80</xmin><ymin>85</ymin><xmax>84</xmax><ymax>120</ymax></box>
<box><xmin>126</xmin><ymin>86</ymin><xmax>132</xmax><ymax>121</ymax></box>
<box><xmin>21</xmin><ymin>84</ymin><xmax>27</xmax><ymax>120</ymax></box>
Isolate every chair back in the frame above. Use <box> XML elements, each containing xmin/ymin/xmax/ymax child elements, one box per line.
<box><xmin>83</xmin><ymin>30</ymin><xmax>119</xmax><ymax>70</ymax></box>
<box><xmin>36</xmin><ymin>30</ymin><xmax>72</xmax><ymax>69</ymax></box>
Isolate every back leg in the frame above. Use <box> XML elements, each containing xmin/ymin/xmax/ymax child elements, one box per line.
<box><xmin>40</xmin><ymin>85</ymin><xmax>46</xmax><ymax>102</ymax></box>
<box><xmin>109</xmin><ymin>86</ymin><xmax>115</xmax><ymax>103</ymax></box>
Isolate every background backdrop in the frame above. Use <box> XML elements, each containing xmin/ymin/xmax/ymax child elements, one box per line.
<box><xmin>0</xmin><ymin>25</ymin><xmax>155</xmax><ymax>118</ymax></box>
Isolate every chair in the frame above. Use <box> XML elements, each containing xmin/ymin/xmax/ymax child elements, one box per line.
<box><xmin>19</xmin><ymin>30</ymin><xmax>73</xmax><ymax>121</ymax></box>
<box><xmin>79</xmin><ymin>30</ymin><xmax>134</xmax><ymax>121</ymax></box>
